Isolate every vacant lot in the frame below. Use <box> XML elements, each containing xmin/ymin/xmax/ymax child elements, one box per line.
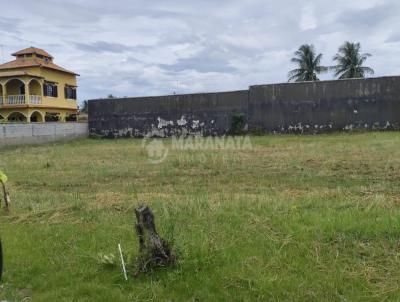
<box><xmin>0</xmin><ymin>133</ymin><xmax>399</xmax><ymax>301</ymax></box>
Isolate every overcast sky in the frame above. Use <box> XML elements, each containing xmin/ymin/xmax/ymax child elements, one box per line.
<box><xmin>1</xmin><ymin>0</ymin><xmax>399</xmax><ymax>103</ymax></box>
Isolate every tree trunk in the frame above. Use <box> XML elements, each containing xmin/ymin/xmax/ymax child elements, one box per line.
<box><xmin>134</xmin><ymin>205</ymin><xmax>175</xmax><ymax>272</ymax></box>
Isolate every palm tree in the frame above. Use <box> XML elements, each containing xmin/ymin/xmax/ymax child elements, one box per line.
<box><xmin>332</xmin><ymin>42</ymin><xmax>374</xmax><ymax>79</ymax></box>
<box><xmin>288</xmin><ymin>44</ymin><xmax>327</xmax><ymax>82</ymax></box>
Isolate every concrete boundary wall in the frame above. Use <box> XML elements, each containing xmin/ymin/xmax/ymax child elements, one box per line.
<box><xmin>88</xmin><ymin>76</ymin><xmax>400</xmax><ymax>137</ymax></box>
<box><xmin>89</xmin><ymin>90</ymin><xmax>248</xmax><ymax>137</ymax></box>
<box><xmin>0</xmin><ymin>123</ymin><xmax>88</xmax><ymax>147</ymax></box>
<box><xmin>248</xmin><ymin>76</ymin><xmax>400</xmax><ymax>133</ymax></box>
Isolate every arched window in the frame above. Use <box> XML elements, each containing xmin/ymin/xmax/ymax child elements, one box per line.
<box><xmin>29</xmin><ymin>79</ymin><xmax>42</xmax><ymax>95</ymax></box>
<box><xmin>30</xmin><ymin>111</ymin><xmax>44</xmax><ymax>122</ymax></box>
<box><xmin>6</xmin><ymin>79</ymin><xmax>25</xmax><ymax>96</ymax></box>
<box><xmin>7</xmin><ymin>112</ymin><xmax>27</xmax><ymax>122</ymax></box>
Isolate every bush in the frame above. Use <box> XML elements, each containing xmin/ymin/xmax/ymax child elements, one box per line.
<box><xmin>230</xmin><ymin>113</ymin><xmax>246</xmax><ymax>135</ymax></box>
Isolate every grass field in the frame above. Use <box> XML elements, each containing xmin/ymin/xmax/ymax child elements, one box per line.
<box><xmin>0</xmin><ymin>133</ymin><xmax>400</xmax><ymax>301</ymax></box>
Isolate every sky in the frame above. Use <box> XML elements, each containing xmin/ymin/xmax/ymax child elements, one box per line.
<box><xmin>0</xmin><ymin>0</ymin><xmax>399</xmax><ymax>104</ymax></box>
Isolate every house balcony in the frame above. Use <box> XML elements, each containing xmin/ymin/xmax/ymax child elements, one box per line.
<box><xmin>2</xmin><ymin>95</ymin><xmax>42</xmax><ymax>106</ymax></box>
<box><xmin>7</xmin><ymin>95</ymin><xmax>25</xmax><ymax>105</ymax></box>
<box><xmin>0</xmin><ymin>77</ymin><xmax>43</xmax><ymax>107</ymax></box>
<box><xmin>29</xmin><ymin>95</ymin><xmax>42</xmax><ymax>104</ymax></box>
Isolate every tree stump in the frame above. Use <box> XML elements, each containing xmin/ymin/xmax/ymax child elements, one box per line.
<box><xmin>134</xmin><ymin>205</ymin><xmax>175</xmax><ymax>272</ymax></box>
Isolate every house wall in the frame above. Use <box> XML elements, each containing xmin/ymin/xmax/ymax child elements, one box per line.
<box><xmin>0</xmin><ymin>107</ymin><xmax>76</xmax><ymax>122</ymax></box>
<box><xmin>0</xmin><ymin>65</ymin><xmax>78</xmax><ymax>110</ymax></box>
<box><xmin>88</xmin><ymin>76</ymin><xmax>400</xmax><ymax>136</ymax></box>
<box><xmin>39</xmin><ymin>68</ymin><xmax>77</xmax><ymax>110</ymax></box>
<box><xmin>0</xmin><ymin>66</ymin><xmax>78</xmax><ymax>122</ymax></box>
<box><xmin>0</xmin><ymin>122</ymin><xmax>88</xmax><ymax>147</ymax></box>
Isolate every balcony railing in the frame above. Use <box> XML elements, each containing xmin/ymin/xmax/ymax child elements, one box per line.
<box><xmin>0</xmin><ymin>95</ymin><xmax>43</xmax><ymax>105</ymax></box>
<box><xmin>30</xmin><ymin>95</ymin><xmax>42</xmax><ymax>104</ymax></box>
<box><xmin>7</xmin><ymin>95</ymin><xmax>25</xmax><ymax>104</ymax></box>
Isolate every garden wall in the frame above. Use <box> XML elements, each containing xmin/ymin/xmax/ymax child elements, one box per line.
<box><xmin>0</xmin><ymin>123</ymin><xmax>88</xmax><ymax>147</ymax></box>
<box><xmin>89</xmin><ymin>90</ymin><xmax>248</xmax><ymax>137</ymax></box>
<box><xmin>88</xmin><ymin>76</ymin><xmax>400</xmax><ymax>137</ymax></box>
<box><xmin>248</xmin><ymin>76</ymin><xmax>400</xmax><ymax>133</ymax></box>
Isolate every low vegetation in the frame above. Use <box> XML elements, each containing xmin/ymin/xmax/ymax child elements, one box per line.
<box><xmin>0</xmin><ymin>133</ymin><xmax>399</xmax><ymax>301</ymax></box>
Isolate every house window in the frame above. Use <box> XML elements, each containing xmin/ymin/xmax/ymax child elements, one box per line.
<box><xmin>43</xmin><ymin>83</ymin><xmax>58</xmax><ymax>97</ymax></box>
<box><xmin>64</xmin><ymin>86</ymin><xmax>77</xmax><ymax>100</ymax></box>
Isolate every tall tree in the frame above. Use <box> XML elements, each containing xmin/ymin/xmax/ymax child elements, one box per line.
<box><xmin>288</xmin><ymin>44</ymin><xmax>327</xmax><ymax>82</ymax></box>
<box><xmin>332</xmin><ymin>42</ymin><xmax>374</xmax><ymax>79</ymax></box>
<box><xmin>80</xmin><ymin>100</ymin><xmax>88</xmax><ymax>113</ymax></box>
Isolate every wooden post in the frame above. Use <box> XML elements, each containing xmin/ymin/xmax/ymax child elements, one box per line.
<box><xmin>134</xmin><ymin>205</ymin><xmax>175</xmax><ymax>272</ymax></box>
<box><xmin>0</xmin><ymin>239</ymin><xmax>2</xmax><ymax>282</ymax></box>
<box><xmin>0</xmin><ymin>180</ymin><xmax>10</xmax><ymax>210</ymax></box>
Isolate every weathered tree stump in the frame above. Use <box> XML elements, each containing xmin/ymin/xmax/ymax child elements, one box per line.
<box><xmin>134</xmin><ymin>205</ymin><xmax>175</xmax><ymax>272</ymax></box>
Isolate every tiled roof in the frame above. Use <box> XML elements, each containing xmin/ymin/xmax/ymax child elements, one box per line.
<box><xmin>0</xmin><ymin>70</ymin><xmax>43</xmax><ymax>78</ymax></box>
<box><xmin>44</xmin><ymin>62</ymin><xmax>79</xmax><ymax>75</ymax></box>
<box><xmin>0</xmin><ymin>59</ymin><xmax>41</xmax><ymax>69</ymax></box>
<box><xmin>0</xmin><ymin>58</ymin><xmax>79</xmax><ymax>76</ymax></box>
<box><xmin>12</xmin><ymin>47</ymin><xmax>53</xmax><ymax>59</ymax></box>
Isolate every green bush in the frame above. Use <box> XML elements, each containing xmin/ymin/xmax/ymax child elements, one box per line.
<box><xmin>230</xmin><ymin>113</ymin><xmax>246</xmax><ymax>135</ymax></box>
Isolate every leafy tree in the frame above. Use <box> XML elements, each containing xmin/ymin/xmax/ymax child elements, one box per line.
<box><xmin>80</xmin><ymin>100</ymin><xmax>88</xmax><ymax>114</ymax></box>
<box><xmin>0</xmin><ymin>171</ymin><xmax>7</xmax><ymax>184</ymax></box>
<box><xmin>332</xmin><ymin>42</ymin><xmax>374</xmax><ymax>79</ymax></box>
<box><xmin>288</xmin><ymin>44</ymin><xmax>327</xmax><ymax>82</ymax></box>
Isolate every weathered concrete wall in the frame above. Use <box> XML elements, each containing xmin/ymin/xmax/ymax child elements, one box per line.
<box><xmin>89</xmin><ymin>90</ymin><xmax>248</xmax><ymax>137</ymax></box>
<box><xmin>88</xmin><ymin>76</ymin><xmax>400</xmax><ymax>137</ymax></box>
<box><xmin>248</xmin><ymin>76</ymin><xmax>400</xmax><ymax>133</ymax></box>
<box><xmin>0</xmin><ymin>123</ymin><xmax>88</xmax><ymax>147</ymax></box>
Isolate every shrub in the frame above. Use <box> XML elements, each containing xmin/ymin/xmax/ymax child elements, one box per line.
<box><xmin>230</xmin><ymin>113</ymin><xmax>246</xmax><ymax>135</ymax></box>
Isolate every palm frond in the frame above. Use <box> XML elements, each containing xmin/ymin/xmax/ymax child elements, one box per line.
<box><xmin>360</xmin><ymin>66</ymin><xmax>374</xmax><ymax>75</ymax></box>
<box><xmin>332</xmin><ymin>42</ymin><xmax>374</xmax><ymax>79</ymax></box>
<box><xmin>288</xmin><ymin>44</ymin><xmax>327</xmax><ymax>82</ymax></box>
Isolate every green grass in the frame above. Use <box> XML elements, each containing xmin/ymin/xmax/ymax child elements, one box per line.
<box><xmin>0</xmin><ymin>132</ymin><xmax>400</xmax><ymax>301</ymax></box>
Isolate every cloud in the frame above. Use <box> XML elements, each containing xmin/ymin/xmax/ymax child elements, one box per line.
<box><xmin>0</xmin><ymin>17</ymin><xmax>22</xmax><ymax>33</ymax></box>
<box><xmin>74</xmin><ymin>41</ymin><xmax>135</xmax><ymax>53</ymax></box>
<box><xmin>385</xmin><ymin>33</ymin><xmax>400</xmax><ymax>43</ymax></box>
<box><xmin>160</xmin><ymin>47</ymin><xmax>238</xmax><ymax>73</ymax></box>
<box><xmin>0</xmin><ymin>0</ymin><xmax>398</xmax><ymax>103</ymax></box>
<box><xmin>334</xmin><ymin>3</ymin><xmax>397</xmax><ymax>28</ymax></box>
<box><xmin>299</xmin><ymin>4</ymin><xmax>317</xmax><ymax>31</ymax></box>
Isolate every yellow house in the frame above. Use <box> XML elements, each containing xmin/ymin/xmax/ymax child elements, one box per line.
<box><xmin>0</xmin><ymin>47</ymin><xmax>78</xmax><ymax>122</ymax></box>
